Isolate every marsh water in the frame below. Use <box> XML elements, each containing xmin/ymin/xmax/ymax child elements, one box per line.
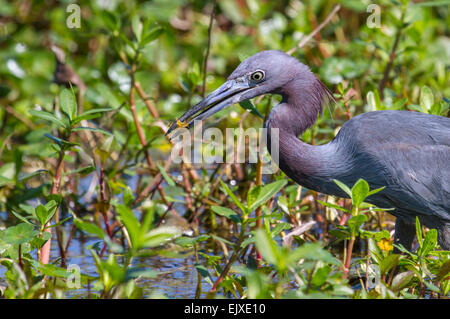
<box><xmin>0</xmin><ymin>167</ymin><xmax>374</xmax><ymax>298</ymax></box>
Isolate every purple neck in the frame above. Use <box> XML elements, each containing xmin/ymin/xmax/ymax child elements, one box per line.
<box><xmin>265</xmin><ymin>77</ymin><xmax>348</xmax><ymax>196</ymax></box>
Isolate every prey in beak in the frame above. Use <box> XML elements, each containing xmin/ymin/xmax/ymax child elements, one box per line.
<box><xmin>165</xmin><ymin>76</ymin><xmax>259</xmax><ymax>138</ymax></box>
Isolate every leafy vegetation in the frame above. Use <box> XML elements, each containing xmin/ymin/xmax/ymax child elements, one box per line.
<box><xmin>0</xmin><ymin>0</ymin><xmax>449</xmax><ymax>299</ymax></box>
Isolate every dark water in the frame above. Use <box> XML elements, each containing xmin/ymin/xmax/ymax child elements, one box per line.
<box><xmin>54</xmin><ymin>235</ymin><xmax>209</xmax><ymax>298</ymax></box>
<box><xmin>0</xmin><ymin>170</ymin><xmax>211</xmax><ymax>299</ymax></box>
<box><xmin>61</xmin><ymin>172</ymin><xmax>210</xmax><ymax>298</ymax></box>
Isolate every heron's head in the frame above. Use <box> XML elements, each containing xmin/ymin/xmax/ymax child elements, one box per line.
<box><xmin>166</xmin><ymin>50</ymin><xmax>314</xmax><ymax>136</ymax></box>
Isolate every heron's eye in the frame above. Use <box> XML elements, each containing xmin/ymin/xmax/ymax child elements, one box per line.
<box><xmin>250</xmin><ymin>70</ymin><xmax>265</xmax><ymax>82</ymax></box>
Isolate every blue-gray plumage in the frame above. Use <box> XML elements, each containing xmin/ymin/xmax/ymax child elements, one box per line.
<box><xmin>167</xmin><ymin>50</ymin><xmax>450</xmax><ymax>250</ymax></box>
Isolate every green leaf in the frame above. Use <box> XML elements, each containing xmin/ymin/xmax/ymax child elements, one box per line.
<box><xmin>379</xmin><ymin>254</ymin><xmax>400</xmax><ymax>276</ymax></box>
<box><xmin>239</xmin><ymin>100</ymin><xmax>264</xmax><ymax>118</ymax></box>
<box><xmin>248</xmin><ymin>179</ymin><xmax>287</xmax><ymax>212</ymax></box>
<box><xmin>415</xmin><ymin>217</ymin><xmax>423</xmax><ymax>248</ymax></box>
<box><xmin>329</xmin><ymin>227</ymin><xmax>350</xmax><ymax>240</ymax></box>
<box><xmin>367</xmin><ymin>90</ymin><xmax>382</xmax><ymax>111</ymax></box>
<box><xmin>210</xmin><ymin>234</ymin><xmax>235</xmax><ymax>247</ymax></box>
<box><xmin>391</xmin><ymin>271</ymin><xmax>415</xmax><ymax>291</ymax></box>
<box><xmin>29</xmin><ymin>109</ymin><xmax>67</xmax><ymax>129</ymax></box>
<box><xmin>420</xmin><ymin>86</ymin><xmax>434</xmax><ymax>113</ymax></box>
<box><xmin>123</xmin><ymin>186</ymin><xmax>134</xmax><ymax>207</ymax></box>
<box><xmin>72</xmin><ymin>107</ymin><xmax>113</xmax><ymax>125</ymax></box>
<box><xmin>423</xmin><ymin>280</ymin><xmax>441</xmax><ymax>293</ymax></box>
<box><xmin>157</xmin><ymin>164</ymin><xmax>175</xmax><ymax>187</ymax></box>
<box><xmin>141</xmin><ymin>26</ymin><xmax>164</xmax><ymax>46</ymax></box>
<box><xmin>131</xmin><ymin>15</ymin><xmax>143</xmax><ymax>42</ymax></box>
<box><xmin>374</xmin><ymin>230</ymin><xmax>391</xmax><ymax>241</ymax></box>
<box><xmin>247</xmin><ymin>185</ymin><xmax>261</xmax><ymax>209</ymax></box>
<box><xmin>289</xmin><ymin>243</ymin><xmax>341</xmax><ymax>265</ymax></box>
<box><xmin>347</xmin><ymin>214</ymin><xmax>367</xmax><ymax>236</ymax></box>
<box><xmin>35</xmin><ymin>204</ymin><xmax>48</xmax><ymax>226</ymax></box>
<box><xmin>211</xmin><ymin>206</ymin><xmax>242</xmax><ymax>223</ymax></box>
<box><xmin>125</xmin><ymin>267</ymin><xmax>158</xmax><ymax>281</ymax></box>
<box><xmin>31</xmin><ymin>231</ymin><xmax>52</xmax><ymax>249</ymax></box>
<box><xmin>435</xmin><ymin>260</ymin><xmax>450</xmax><ymax>282</ymax></box>
<box><xmin>59</xmin><ymin>88</ymin><xmax>77</xmax><ymax>120</ymax></box>
<box><xmin>195</xmin><ymin>264</ymin><xmax>214</xmax><ymax>285</ymax></box>
<box><xmin>142</xmin><ymin>226</ymin><xmax>181</xmax><ymax>248</ymax></box>
<box><xmin>73</xmin><ymin>218</ymin><xmax>105</xmax><ymax>239</ymax></box>
<box><xmin>419</xmin><ymin>228</ymin><xmax>437</xmax><ymax>257</ymax></box>
<box><xmin>10</xmin><ymin>209</ymin><xmax>34</xmax><ymax>225</ymax></box>
<box><xmin>219</xmin><ymin>179</ymin><xmax>246</xmax><ymax>214</ymax></box>
<box><xmin>271</xmin><ymin>222</ymin><xmax>291</xmax><ymax>236</ymax></box>
<box><xmin>317</xmin><ymin>199</ymin><xmax>349</xmax><ymax>213</ymax></box>
<box><xmin>30</xmin><ymin>259</ymin><xmax>73</xmax><ymax>277</ymax></box>
<box><xmin>72</xmin><ymin>127</ymin><xmax>112</xmax><ymax>136</ymax></box>
<box><xmin>254</xmin><ymin>229</ymin><xmax>278</xmax><ymax>265</ymax></box>
<box><xmin>4</xmin><ymin>223</ymin><xmax>39</xmax><ymax>245</ymax></box>
<box><xmin>18</xmin><ymin>169</ymin><xmax>49</xmax><ymax>182</ymax></box>
<box><xmin>367</xmin><ymin>186</ymin><xmax>385</xmax><ymax>196</ymax></box>
<box><xmin>117</xmin><ymin>204</ymin><xmax>141</xmax><ymax>248</ymax></box>
<box><xmin>44</xmin><ymin>133</ymin><xmax>80</xmax><ymax>149</ymax></box>
<box><xmin>416</xmin><ymin>0</ymin><xmax>450</xmax><ymax>6</ymax></box>
<box><xmin>175</xmin><ymin>235</ymin><xmax>210</xmax><ymax>247</ymax></box>
<box><xmin>241</xmin><ymin>235</ymin><xmax>256</xmax><ymax>249</ymax></box>
<box><xmin>101</xmin><ymin>11</ymin><xmax>120</xmax><ymax>31</ymax></box>
<box><xmin>44</xmin><ymin>200</ymin><xmax>58</xmax><ymax>223</ymax></box>
<box><xmin>72</xmin><ymin>113</ymin><xmax>101</xmax><ymax>124</ymax></box>
<box><xmin>333</xmin><ymin>179</ymin><xmax>352</xmax><ymax>197</ymax></box>
<box><xmin>64</xmin><ymin>165</ymin><xmax>95</xmax><ymax>176</ymax></box>
<box><xmin>44</xmin><ymin>216</ymin><xmax>71</xmax><ymax>230</ymax></box>
<box><xmin>311</xmin><ymin>265</ymin><xmax>332</xmax><ymax>287</ymax></box>
<box><xmin>351</xmin><ymin>179</ymin><xmax>370</xmax><ymax>208</ymax></box>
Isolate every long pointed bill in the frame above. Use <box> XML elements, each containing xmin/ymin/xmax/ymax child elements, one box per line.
<box><xmin>166</xmin><ymin>78</ymin><xmax>252</xmax><ymax>137</ymax></box>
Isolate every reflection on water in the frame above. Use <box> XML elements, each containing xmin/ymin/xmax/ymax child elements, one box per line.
<box><xmin>58</xmin><ymin>234</ymin><xmax>209</xmax><ymax>298</ymax></box>
<box><xmin>0</xmin><ymin>171</ymin><xmax>212</xmax><ymax>299</ymax></box>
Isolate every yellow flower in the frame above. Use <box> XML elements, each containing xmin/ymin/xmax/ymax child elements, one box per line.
<box><xmin>377</xmin><ymin>238</ymin><xmax>393</xmax><ymax>252</ymax></box>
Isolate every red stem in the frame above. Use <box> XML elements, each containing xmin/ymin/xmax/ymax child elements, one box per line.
<box><xmin>18</xmin><ymin>244</ymin><xmax>23</xmax><ymax>269</ymax></box>
<box><xmin>344</xmin><ymin>236</ymin><xmax>355</xmax><ymax>278</ymax></box>
<box><xmin>39</xmin><ymin>149</ymin><xmax>65</xmax><ymax>264</ymax></box>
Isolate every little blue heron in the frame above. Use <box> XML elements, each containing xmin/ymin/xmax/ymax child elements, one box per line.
<box><xmin>167</xmin><ymin>50</ymin><xmax>450</xmax><ymax>250</ymax></box>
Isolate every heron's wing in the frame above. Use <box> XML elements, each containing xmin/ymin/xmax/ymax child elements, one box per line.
<box><xmin>341</xmin><ymin>111</ymin><xmax>450</xmax><ymax>222</ymax></box>
<box><xmin>378</xmin><ymin>143</ymin><xmax>450</xmax><ymax>221</ymax></box>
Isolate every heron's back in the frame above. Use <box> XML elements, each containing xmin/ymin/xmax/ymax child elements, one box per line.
<box><xmin>334</xmin><ymin>110</ymin><xmax>450</xmax><ymax>225</ymax></box>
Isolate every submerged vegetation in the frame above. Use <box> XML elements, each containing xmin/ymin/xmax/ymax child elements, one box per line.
<box><xmin>0</xmin><ymin>0</ymin><xmax>449</xmax><ymax>299</ymax></box>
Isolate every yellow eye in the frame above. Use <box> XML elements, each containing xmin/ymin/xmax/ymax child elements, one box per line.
<box><xmin>250</xmin><ymin>70</ymin><xmax>265</xmax><ymax>82</ymax></box>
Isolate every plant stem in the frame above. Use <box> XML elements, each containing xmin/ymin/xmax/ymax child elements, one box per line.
<box><xmin>39</xmin><ymin>148</ymin><xmax>65</xmax><ymax>264</ymax></box>
<box><xmin>344</xmin><ymin>235</ymin><xmax>355</xmax><ymax>278</ymax></box>
<box><xmin>129</xmin><ymin>82</ymin><xmax>155</xmax><ymax>169</ymax></box>
<box><xmin>134</xmin><ymin>81</ymin><xmax>159</xmax><ymax>118</ymax></box>
<box><xmin>194</xmin><ymin>243</ymin><xmax>202</xmax><ymax>299</ymax></box>
<box><xmin>128</xmin><ymin>75</ymin><xmax>176</xmax><ymax>213</ymax></box>
<box><xmin>305</xmin><ymin>262</ymin><xmax>317</xmax><ymax>294</ymax></box>
<box><xmin>287</xmin><ymin>4</ymin><xmax>341</xmax><ymax>55</ymax></box>
<box><xmin>18</xmin><ymin>244</ymin><xmax>23</xmax><ymax>269</ymax></box>
<box><xmin>201</xmin><ymin>0</ymin><xmax>216</xmax><ymax>98</ymax></box>
<box><xmin>378</xmin><ymin>9</ymin><xmax>406</xmax><ymax>98</ymax></box>
<box><xmin>98</xmin><ymin>161</ymin><xmax>113</xmax><ymax>259</ymax></box>
<box><xmin>209</xmin><ymin>226</ymin><xmax>246</xmax><ymax>294</ymax></box>
<box><xmin>254</xmin><ymin>98</ymin><xmax>272</xmax><ymax>263</ymax></box>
